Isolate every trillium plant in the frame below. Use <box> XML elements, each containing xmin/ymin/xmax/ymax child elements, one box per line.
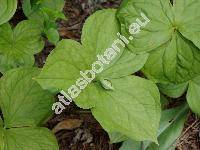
<box><xmin>0</xmin><ymin>0</ymin><xmax>199</xmax><ymax>149</ymax></box>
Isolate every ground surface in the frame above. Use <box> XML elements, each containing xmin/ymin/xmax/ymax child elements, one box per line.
<box><xmin>10</xmin><ymin>0</ymin><xmax>200</xmax><ymax>149</ymax></box>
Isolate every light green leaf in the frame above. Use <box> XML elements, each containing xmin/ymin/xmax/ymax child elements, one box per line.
<box><xmin>36</xmin><ymin>9</ymin><xmax>148</xmax><ymax>110</ymax></box>
<box><xmin>187</xmin><ymin>76</ymin><xmax>200</xmax><ymax>116</ymax></box>
<box><xmin>81</xmin><ymin>9</ymin><xmax>122</xmax><ymax>59</ymax></box>
<box><xmin>147</xmin><ymin>104</ymin><xmax>188</xmax><ymax>150</ymax></box>
<box><xmin>22</xmin><ymin>0</ymin><xmax>65</xmax><ymax>45</ymax></box>
<box><xmin>117</xmin><ymin>0</ymin><xmax>200</xmax><ymax>84</ymax></box>
<box><xmin>82</xmin><ymin>8</ymin><xmax>148</xmax><ymax>79</ymax></box>
<box><xmin>22</xmin><ymin>0</ymin><xmax>32</xmax><ymax>17</ymax></box>
<box><xmin>173</xmin><ymin>0</ymin><xmax>200</xmax><ymax>49</ymax></box>
<box><xmin>0</xmin><ymin>68</ymin><xmax>54</xmax><ymax>128</ymax></box>
<box><xmin>119</xmin><ymin>104</ymin><xmax>188</xmax><ymax>150</ymax></box>
<box><xmin>0</xmin><ymin>116</ymin><xmax>3</xmax><ymax>126</ymax></box>
<box><xmin>108</xmin><ymin>132</ymin><xmax>128</xmax><ymax>143</ymax></box>
<box><xmin>99</xmin><ymin>49</ymin><xmax>149</xmax><ymax>79</ymax></box>
<box><xmin>158</xmin><ymin>82</ymin><xmax>188</xmax><ymax>98</ymax></box>
<box><xmin>0</xmin><ymin>20</ymin><xmax>44</xmax><ymax>73</ymax></box>
<box><xmin>0</xmin><ymin>125</ymin><xmax>4</xmax><ymax>150</ymax></box>
<box><xmin>142</xmin><ymin>33</ymin><xmax>200</xmax><ymax>84</ymax></box>
<box><xmin>120</xmin><ymin>140</ymin><xmax>142</xmax><ymax>150</ymax></box>
<box><xmin>35</xmin><ymin>39</ymin><xmax>91</xmax><ymax>92</ymax></box>
<box><xmin>3</xmin><ymin>127</ymin><xmax>58</xmax><ymax>150</ymax></box>
<box><xmin>40</xmin><ymin>0</ymin><xmax>65</xmax><ymax>12</ymax></box>
<box><xmin>160</xmin><ymin>94</ymin><xmax>169</xmax><ymax>109</ymax></box>
<box><xmin>24</xmin><ymin>0</ymin><xmax>65</xmax><ymax>22</ymax></box>
<box><xmin>36</xmin><ymin>9</ymin><xmax>122</xmax><ymax>108</ymax></box>
<box><xmin>45</xmin><ymin>28</ymin><xmax>60</xmax><ymax>45</ymax></box>
<box><xmin>117</xmin><ymin>0</ymin><xmax>173</xmax><ymax>53</ymax></box>
<box><xmin>41</xmin><ymin>7</ymin><xmax>66</xmax><ymax>22</ymax></box>
<box><xmin>36</xmin><ymin>9</ymin><xmax>161</xmax><ymax>142</ymax></box>
<box><xmin>0</xmin><ymin>67</ymin><xmax>58</xmax><ymax>150</ymax></box>
<box><xmin>0</xmin><ymin>0</ymin><xmax>17</xmax><ymax>25</ymax></box>
<box><xmin>0</xmin><ymin>116</ymin><xmax>3</xmax><ymax>129</ymax></box>
<box><xmin>92</xmin><ymin>76</ymin><xmax>161</xmax><ymax>142</ymax></box>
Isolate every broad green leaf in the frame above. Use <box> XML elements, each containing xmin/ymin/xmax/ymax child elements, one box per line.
<box><xmin>117</xmin><ymin>0</ymin><xmax>200</xmax><ymax>84</ymax></box>
<box><xmin>158</xmin><ymin>82</ymin><xmax>188</xmax><ymax>98</ymax></box>
<box><xmin>36</xmin><ymin>9</ymin><xmax>161</xmax><ymax>142</ymax></box>
<box><xmin>36</xmin><ymin>9</ymin><xmax>148</xmax><ymax>108</ymax></box>
<box><xmin>36</xmin><ymin>9</ymin><xmax>123</xmax><ymax>108</ymax></box>
<box><xmin>0</xmin><ymin>116</ymin><xmax>3</xmax><ymax>126</ymax></box>
<box><xmin>147</xmin><ymin>104</ymin><xmax>188</xmax><ymax>150</ymax></box>
<box><xmin>22</xmin><ymin>0</ymin><xmax>32</xmax><ymax>17</ymax></box>
<box><xmin>40</xmin><ymin>0</ymin><xmax>65</xmax><ymax>12</ymax></box>
<box><xmin>22</xmin><ymin>0</ymin><xmax>65</xmax><ymax>45</ymax></box>
<box><xmin>0</xmin><ymin>68</ymin><xmax>54</xmax><ymax>128</ymax></box>
<box><xmin>92</xmin><ymin>76</ymin><xmax>161</xmax><ymax>142</ymax></box>
<box><xmin>36</xmin><ymin>39</ymin><xmax>103</xmax><ymax>109</ymax></box>
<box><xmin>160</xmin><ymin>94</ymin><xmax>169</xmax><ymax>109</ymax></box>
<box><xmin>3</xmin><ymin>127</ymin><xmax>58</xmax><ymax>150</ymax></box>
<box><xmin>173</xmin><ymin>0</ymin><xmax>200</xmax><ymax>49</ymax></box>
<box><xmin>99</xmin><ymin>49</ymin><xmax>149</xmax><ymax>79</ymax></box>
<box><xmin>81</xmin><ymin>8</ymin><xmax>124</xmax><ymax>70</ymax></box>
<box><xmin>35</xmin><ymin>39</ymin><xmax>92</xmax><ymax>93</ymax></box>
<box><xmin>81</xmin><ymin>9</ymin><xmax>123</xmax><ymax>60</ymax></box>
<box><xmin>0</xmin><ymin>125</ymin><xmax>4</xmax><ymax>150</ymax></box>
<box><xmin>0</xmin><ymin>67</ymin><xmax>58</xmax><ymax>150</ymax></box>
<box><xmin>187</xmin><ymin>76</ymin><xmax>200</xmax><ymax>116</ymax></box>
<box><xmin>0</xmin><ymin>116</ymin><xmax>3</xmax><ymax>129</ymax></box>
<box><xmin>119</xmin><ymin>104</ymin><xmax>189</xmax><ymax>150</ymax></box>
<box><xmin>0</xmin><ymin>0</ymin><xmax>17</xmax><ymax>25</ymax></box>
<box><xmin>120</xmin><ymin>140</ymin><xmax>142</xmax><ymax>150</ymax></box>
<box><xmin>108</xmin><ymin>132</ymin><xmax>128</xmax><ymax>143</ymax></box>
<box><xmin>142</xmin><ymin>33</ymin><xmax>200</xmax><ymax>84</ymax></box>
<box><xmin>45</xmin><ymin>28</ymin><xmax>60</xmax><ymax>45</ymax></box>
<box><xmin>0</xmin><ymin>20</ymin><xmax>44</xmax><ymax>73</ymax></box>
<box><xmin>117</xmin><ymin>0</ymin><xmax>173</xmax><ymax>53</ymax></box>
<box><xmin>41</xmin><ymin>7</ymin><xmax>66</xmax><ymax>22</ymax></box>
<box><xmin>23</xmin><ymin>0</ymin><xmax>65</xmax><ymax>22</ymax></box>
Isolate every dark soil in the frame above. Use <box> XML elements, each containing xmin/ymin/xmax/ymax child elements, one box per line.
<box><xmin>177</xmin><ymin>112</ymin><xmax>200</xmax><ymax>150</ymax></box>
<box><xmin>10</xmin><ymin>0</ymin><xmax>200</xmax><ymax>150</ymax></box>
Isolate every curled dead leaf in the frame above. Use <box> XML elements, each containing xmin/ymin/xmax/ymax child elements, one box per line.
<box><xmin>52</xmin><ymin>119</ymin><xmax>83</xmax><ymax>133</ymax></box>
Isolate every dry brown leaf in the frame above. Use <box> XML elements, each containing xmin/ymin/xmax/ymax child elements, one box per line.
<box><xmin>52</xmin><ymin>119</ymin><xmax>83</xmax><ymax>133</ymax></box>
